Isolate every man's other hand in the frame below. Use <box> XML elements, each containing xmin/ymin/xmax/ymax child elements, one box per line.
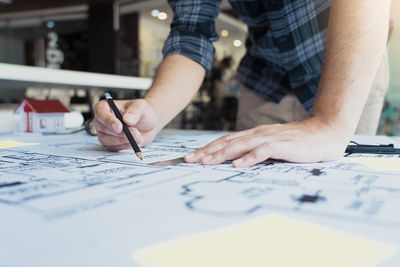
<box><xmin>184</xmin><ymin>117</ymin><xmax>348</xmax><ymax>167</ymax></box>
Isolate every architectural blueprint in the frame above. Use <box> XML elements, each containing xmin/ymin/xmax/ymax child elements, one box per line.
<box><xmin>0</xmin><ymin>130</ymin><xmax>400</xmax><ymax>267</ymax></box>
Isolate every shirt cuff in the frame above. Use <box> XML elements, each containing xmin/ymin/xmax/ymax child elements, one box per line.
<box><xmin>162</xmin><ymin>30</ymin><xmax>215</xmax><ymax>72</ymax></box>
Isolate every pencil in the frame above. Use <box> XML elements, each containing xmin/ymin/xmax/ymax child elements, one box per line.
<box><xmin>104</xmin><ymin>92</ymin><xmax>143</xmax><ymax>160</ymax></box>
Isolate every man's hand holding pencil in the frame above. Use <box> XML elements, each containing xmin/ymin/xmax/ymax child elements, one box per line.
<box><xmin>93</xmin><ymin>97</ymin><xmax>160</xmax><ymax>153</ymax></box>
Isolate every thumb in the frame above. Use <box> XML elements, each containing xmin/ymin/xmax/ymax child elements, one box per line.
<box><xmin>122</xmin><ymin>100</ymin><xmax>147</xmax><ymax>126</ymax></box>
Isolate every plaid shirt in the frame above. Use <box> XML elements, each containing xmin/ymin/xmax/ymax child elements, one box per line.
<box><xmin>162</xmin><ymin>0</ymin><xmax>331</xmax><ymax>112</ymax></box>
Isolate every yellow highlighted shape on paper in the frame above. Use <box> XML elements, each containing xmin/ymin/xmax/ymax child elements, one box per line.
<box><xmin>0</xmin><ymin>140</ymin><xmax>39</xmax><ymax>149</ymax></box>
<box><xmin>346</xmin><ymin>157</ymin><xmax>400</xmax><ymax>171</ymax></box>
<box><xmin>134</xmin><ymin>214</ymin><xmax>395</xmax><ymax>267</ymax></box>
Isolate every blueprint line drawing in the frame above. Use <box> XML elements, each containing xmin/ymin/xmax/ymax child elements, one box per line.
<box><xmin>179</xmin><ymin>164</ymin><xmax>400</xmax><ymax>228</ymax></box>
<box><xmin>0</xmin><ymin>132</ymin><xmax>399</xmax><ymax>226</ymax></box>
<box><xmin>0</xmin><ymin>150</ymin><xmax>196</xmax><ymax>219</ymax></box>
<box><xmin>1</xmin><ymin>131</ymin><xmax>400</xmax><ymax>267</ymax></box>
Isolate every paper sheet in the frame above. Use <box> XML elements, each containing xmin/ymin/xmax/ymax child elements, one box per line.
<box><xmin>0</xmin><ymin>131</ymin><xmax>399</xmax><ymax>267</ymax></box>
<box><xmin>345</xmin><ymin>157</ymin><xmax>400</xmax><ymax>171</ymax></box>
<box><xmin>135</xmin><ymin>213</ymin><xmax>395</xmax><ymax>267</ymax></box>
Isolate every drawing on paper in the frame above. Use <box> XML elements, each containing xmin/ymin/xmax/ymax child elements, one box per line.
<box><xmin>0</xmin><ymin>131</ymin><xmax>399</xmax><ymax>230</ymax></box>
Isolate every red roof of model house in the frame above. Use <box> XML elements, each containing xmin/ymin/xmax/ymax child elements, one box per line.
<box><xmin>14</xmin><ymin>99</ymin><xmax>70</xmax><ymax>114</ymax></box>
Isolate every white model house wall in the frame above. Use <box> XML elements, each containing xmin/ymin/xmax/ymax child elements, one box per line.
<box><xmin>31</xmin><ymin>113</ymin><xmax>65</xmax><ymax>133</ymax></box>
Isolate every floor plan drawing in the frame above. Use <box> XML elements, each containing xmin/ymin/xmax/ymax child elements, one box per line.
<box><xmin>0</xmin><ymin>130</ymin><xmax>399</xmax><ymax>267</ymax></box>
<box><xmin>179</xmin><ymin>161</ymin><xmax>400</xmax><ymax>226</ymax></box>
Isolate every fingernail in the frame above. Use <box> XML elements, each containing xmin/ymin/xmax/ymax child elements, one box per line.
<box><xmin>233</xmin><ymin>158</ymin><xmax>244</xmax><ymax>166</ymax></box>
<box><xmin>202</xmin><ymin>155</ymin><xmax>213</xmax><ymax>163</ymax></box>
<box><xmin>124</xmin><ymin>113</ymin><xmax>135</xmax><ymax>123</ymax></box>
<box><xmin>112</xmin><ymin>123</ymin><xmax>119</xmax><ymax>132</ymax></box>
<box><xmin>185</xmin><ymin>153</ymin><xmax>195</xmax><ymax>160</ymax></box>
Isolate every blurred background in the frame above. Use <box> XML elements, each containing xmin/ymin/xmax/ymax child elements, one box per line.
<box><xmin>384</xmin><ymin>1</ymin><xmax>400</xmax><ymax>135</ymax></box>
<box><xmin>0</xmin><ymin>0</ymin><xmax>399</xmax><ymax>134</ymax></box>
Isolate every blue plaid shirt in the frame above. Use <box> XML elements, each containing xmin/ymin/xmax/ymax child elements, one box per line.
<box><xmin>162</xmin><ymin>0</ymin><xmax>331</xmax><ymax>112</ymax></box>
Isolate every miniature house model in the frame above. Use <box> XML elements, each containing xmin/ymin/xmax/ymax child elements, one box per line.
<box><xmin>14</xmin><ymin>99</ymin><xmax>70</xmax><ymax>133</ymax></box>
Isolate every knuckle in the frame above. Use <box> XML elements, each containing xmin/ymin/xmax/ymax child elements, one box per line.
<box><xmin>215</xmin><ymin>149</ymin><xmax>227</xmax><ymax>159</ymax></box>
<box><xmin>107</xmin><ymin>115</ymin><xmax>117</xmax><ymax>124</ymax></box>
<box><xmin>213</xmin><ymin>134</ymin><xmax>231</xmax><ymax>145</ymax></box>
<box><xmin>195</xmin><ymin>147</ymin><xmax>206</xmax><ymax>154</ymax></box>
<box><xmin>94</xmin><ymin>100</ymin><xmax>106</xmax><ymax>113</ymax></box>
<box><xmin>254</xmin><ymin>125</ymin><xmax>272</xmax><ymax>134</ymax></box>
<box><xmin>92</xmin><ymin>120</ymin><xmax>102</xmax><ymax>132</ymax></box>
<box><xmin>218</xmin><ymin>139</ymin><xmax>230</xmax><ymax>148</ymax></box>
<box><xmin>254</xmin><ymin>125</ymin><xmax>267</xmax><ymax>131</ymax></box>
<box><xmin>249</xmin><ymin>150</ymin><xmax>260</xmax><ymax>160</ymax></box>
<box><xmin>103</xmin><ymin>118</ymin><xmax>114</xmax><ymax>128</ymax></box>
<box><xmin>240</xmin><ymin>137</ymin><xmax>253</xmax><ymax>147</ymax></box>
<box><xmin>94</xmin><ymin>101</ymin><xmax>101</xmax><ymax>111</ymax></box>
<box><xmin>253</xmin><ymin>144</ymin><xmax>270</xmax><ymax>158</ymax></box>
<box><xmin>263</xmin><ymin>142</ymin><xmax>275</xmax><ymax>153</ymax></box>
<box><xmin>203</xmin><ymin>143</ymin><xmax>217</xmax><ymax>153</ymax></box>
<box><xmin>194</xmin><ymin>148</ymin><xmax>208</xmax><ymax>157</ymax></box>
<box><xmin>125</xmin><ymin>101</ymin><xmax>144</xmax><ymax>118</ymax></box>
<box><xmin>94</xmin><ymin>101</ymin><xmax>114</xmax><ymax>125</ymax></box>
<box><xmin>247</xmin><ymin>151</ymin><xmax>258</xmax><ymax>161</ymax></box>
<box><xmin>220</xmin><ymin>135</ymin><xmax>231</xmax><ymax>142</ymax></box>
<box><xmin>133</xmin><ymin>99</ymin><xmax>146</xmax><ymax>110</ymax></box>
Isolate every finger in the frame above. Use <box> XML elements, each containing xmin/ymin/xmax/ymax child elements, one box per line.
<box><xmin>221</xmin><ymin>128</ymin><xmax>256</xmax><ymax>141</ymax></box>
<box><xmin>97</xmin><ymin>132</ymin><xmax>131</xmax><ymax>152</ymax></box>
<box><xmin>184</xmin><ymin>137</ymin><xmax>234</xmax><ymax>163</ymax></box>
<box><xmin>92</xmin><ymin>118</ymin><xmax>121</xmax><ymax>137</ymax></box>
<box><xmin>94</xmin><ymin>100</ymin><xmax>122</xmax><ymax>133</ymax></box>
<box><xmin>123</xmin><ymin>100</ymin><xmax>146</xmax><ymax>126</ymax></box>
<box><xmin>139</xmin><ymin>129</ymin><xmax>158</xmax><ymax>147</ymax></box>
<box><xmin>129</xmin><ymin>127</ymin><xmax>144</xmax><ymax>146</ymax></box>
<box><xmin>201</xmin><ymin>136</ymin><xmax>265</xmax><ymax>165</ymax></box>
<box><xmin>105</xmin><ymin>143</ymin><xmax>132</xmax><ymax>152</ymax></box>
<box><xmin>232</xmin><ymin>143</ymin><xmax>274</xmax><ymax>168</ymax></box>
<box><xmin>184</xmin><ymin>130</ymin><xmax>254</xmax><ymax>162</ymax></box>
<box><xmin>98</xmin><ymin>126</ymin><xmax>143</xmax><ymax>146</ymax></box>
<box><xmin>93</xmin><ymin>118</ymin><xmax>143</xmax><ymax>146</ymax></box>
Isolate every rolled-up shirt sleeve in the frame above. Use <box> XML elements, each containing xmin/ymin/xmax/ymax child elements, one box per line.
<box><xmin>162</xmin><ymin>0</ymin><xmax>222</xmax><ymax>71</ymax></box>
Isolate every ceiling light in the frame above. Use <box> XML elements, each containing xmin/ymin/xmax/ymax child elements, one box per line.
<box><xmin>221</xmin><ymin>29</ymin><xmax>229</xmax><ymax>37</ymax></box>
<box><xmin>233</xmin><ymin>39</ymin><xmax>242</xmax><ymax>47</ymax></box>
<box><xmin>158</xmin><ymin>12</ymin><xmax>168</xmax><ymax>20</ymax></box>
<box><xmin>151</xmin><ymin>9</ymin><xmax>160</xmax><ymax>17</ymax></box>
<box><xmin>46</xmin><ymin>21</ymin><xmax>55</xmax><ymax>29</ymax></box>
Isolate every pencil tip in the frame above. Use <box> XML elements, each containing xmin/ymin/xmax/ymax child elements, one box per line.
<box><xmin>136</xmin><ymin>152</ymin><xmax>143</xmax><ymax>160</ymax></box>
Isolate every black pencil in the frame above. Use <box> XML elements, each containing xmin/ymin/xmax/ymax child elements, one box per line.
<box><xmin>104</xmin><ymin>92</ymin><xmax>143</xmax><ymax>160</ymax></box>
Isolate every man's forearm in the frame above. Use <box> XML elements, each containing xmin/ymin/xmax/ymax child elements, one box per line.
<box><xmin>311</xmin><ymin>0</ymin><xmax>391</xmax><ymax>139</ymax></box>
<box><xmin>144</xmin><ymin>54</ymin><xmax>206</xmax><ymax>129</ymax></box>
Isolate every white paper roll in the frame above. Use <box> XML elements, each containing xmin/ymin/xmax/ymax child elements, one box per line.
<box><xmin>64</xmin><ymin>112</ymin><xmax>84</xmax><ymax>129</ymax></box>
<box><xmin>0</xmin><ymin>111</ymin><xmax>19</xmax><ymax>134</ymax></box>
